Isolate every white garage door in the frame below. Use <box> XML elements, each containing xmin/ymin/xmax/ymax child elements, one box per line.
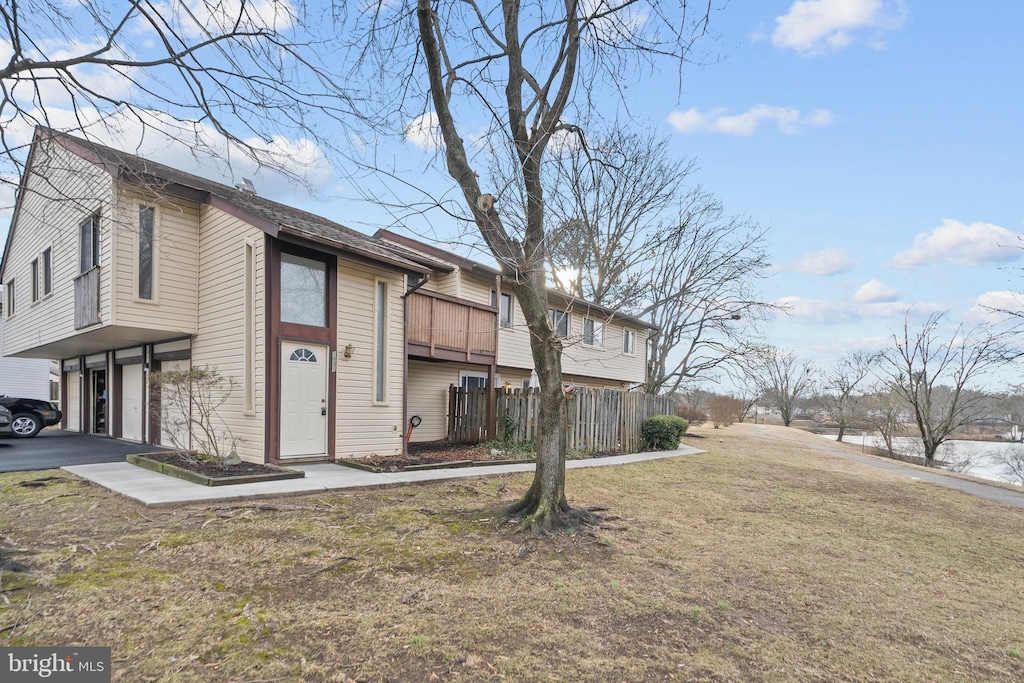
<box><xmin>65</xmin><ymin>372</ymin><xmax>80</xmax><ymax>432</ymax></box>
<box><xmin>121</xmin><ymin>363</ymin><xmax>144</xmax><ymax>442</ymax></box>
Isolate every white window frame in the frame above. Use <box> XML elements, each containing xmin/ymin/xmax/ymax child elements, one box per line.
<box><xmin>79</xmin><ymin>213</ymin><xmax>100</xmax><ymax>274</ymax></box>
<box><xmin>459</xmin><ymin>370</ymin><xmax>489</xmax><ymax>390</ymax></box>
<box><xmin>41</xmin><ymin>246</ymin><xmax>52</xmax><ymax>297</ymax></box>
<box><xmin>136</xmin><ymin>204</ymin><xmax>158</xmax><ymax>302</ymax></box>
<box><xmin>30</xmin><ymin>257</ymin><xmax>39</xmax><ymax>303</ymax></box>
<box><xmin>491</xmin><ymin>290</ymin><xmax>513</xmax><ymax>328</ymax></box>
<box><xmin>549</xmin><ymin>308</ymin><xmax>569</xmax><ymax>338</ymax></box>
<box><xmin>623</xmin><ymin>328</ymin><xmax>636</xmax><ymax>356</ymax></box>
<box><xmin>373</xmin><ymin>278</ymin><xmax>390</xmax><ymax>405</ymax></box>
<box><xmin>3</xmin><ymin>279</ymin><xmax>13</xmax><ymax>318</ymax></box>
<box><xmin>583</xmin><ymin>318</ymin><xmax>604</xmax><ymax>347</ymax></box>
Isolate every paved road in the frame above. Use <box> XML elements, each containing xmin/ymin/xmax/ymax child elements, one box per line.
<box><xmin>0</xmin><ymin>429</ymin><xmax>168</xmax><ymax>473</ymax></box>
<box><xmin>751</xmin><ymin>425</ymin><xmax>1024</xmax><ymax>511</ymax></box>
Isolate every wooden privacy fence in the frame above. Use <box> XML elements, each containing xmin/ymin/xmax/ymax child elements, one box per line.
<box><xmin>447</xmin><ymin>386</ymin><xmax>675</xmax><ymax>453</ymax></box>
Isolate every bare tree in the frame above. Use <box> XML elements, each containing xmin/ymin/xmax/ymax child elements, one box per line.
<box><xmin>544</xmin><ymin>128</ymin><xmax>696</xmax><ymax>309</ymax></box>
<box><xmin>749</xmin><ymin>347</ymin><xmax>814</xmax><ymax>427</ymax></box>
<box><xmin>642</xmin><ymin>211</ymin><xmax>776</xmax><ymax>395</ymax></box>
<box><xmin>862</xmin><ymin>383</ymin><xmax>908</xmax><ymax>456</ymax></box>
<box><xmin>346</xmin><ymin>1</ymin><xmax>713</xmax><ymax>532</ymax></box>
<box><xmin>0</xmin><ymin>0</ymin><xmax>350</xmax><ymax>192</ymax></box>
<box><xmin>815</xmin><ymin>350</ymin><xmax>877</xmax><ymax>442</ymax></box>
<box><xmin>878</xmin><ymin>312</ymin><xmax>1019</xmax><ymax>467</ymax></box>
<box><xmin>151</xmin><ymin>365</ymin><xmax>240</xmax><ymax>466</ymax></box>
<box><xmin>992</xmin><ymin>446</ymin><xmax>1024</xmax><ymax>484</ymax></box>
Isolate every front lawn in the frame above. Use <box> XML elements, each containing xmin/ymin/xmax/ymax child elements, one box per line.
<box><xmin>1</xmin><ymin>424</ymin><xmax>1021</xmax><ymax>681</ymax></box>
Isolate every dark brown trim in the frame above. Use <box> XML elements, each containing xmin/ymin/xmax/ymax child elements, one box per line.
<box><xmin>147</xmin><ymin>359</ymin><xmax>161</xmax><ymax>445</ymax></box>
<box><xmin>112</xmin><ymin>362</ymin><xmax>123</xmax><ymax>438</ymax></box>
<box><xmin>266</xmin><ymin>238</ymin><xmax>338</xmax><ymax>464</ymax></box>
<box><xmin>152</xmin><ymin>348</ymin><xmax>191</xmax><ymax>362</ymax></box>
<box><xmin>60</xmin><ymin>371</ymin><xmax>68</xmax><ymax>430</ymax></box>
<box><xmin>278</xmin><ymin>228</ymin><xmax>428</xmax><ymax>276</ymax></box>
<box><xmin>114</xmin><ymin>354</ymin><xmax>144</xmax><ymax>365</ymax></box>
<box><xmin>407</xmin><ymin>342</ymin><xmax>496</xmax><ymax>365</ymax></box>
<box><xmin>84</xmin><ymin>357</ymin><xmax>107</xmax><ymax>369</ymax></box>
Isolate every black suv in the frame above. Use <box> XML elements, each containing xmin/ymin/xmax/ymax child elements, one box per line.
<box><xmin>0</xmin><ymin>396</ymin><xmax>62</xmax><ymax>438</ymax></box>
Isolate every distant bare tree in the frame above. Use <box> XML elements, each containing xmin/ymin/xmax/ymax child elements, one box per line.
<box><xmin>878</xmin><ymin>312</ymin><xmax>1019</xmax><ymax>467</ymax></box>
<box><xmin>706</xmin><ymin>394</ymin><xmax>742</xmax><ymax>429</ymax></box>
<box><xmin>749</xmin><ymin>348</ymin><xmax>814</xmax><ymax>427</ymax></box>
<box><xmin>863</xmin><ymin>384</ymin><xmax>908</xmax><ymax>456</ymax></box>
<box><xmin>992</xmin><ymin>446</ymin><xmax>1024</xmax><ymax>484</ymax></box>
<box><xmin>815</xmin><ymin>350</ymin><xmax>877</xmax><ymax>442</ymax></box>
<box><xmin>543</xmin><ymin>129</ymin><xmax>696</xmax><ymax>310</ymax></box>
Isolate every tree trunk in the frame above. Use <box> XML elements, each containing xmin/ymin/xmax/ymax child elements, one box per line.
<box><xmin>836</xmin><ymin>424</ymin><xmax>846</xmax><ymax>443</ymax></box>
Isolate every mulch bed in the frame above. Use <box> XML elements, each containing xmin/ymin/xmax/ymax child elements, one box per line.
<box><xmin>357</xmin><ymin>441</ymin><xmax>618</xmax><ymax>472</ymax></box>
<box><xmin>139</xmin><ymin>451</ymin><xmax>285</xmax><ymax>478</ymax></box>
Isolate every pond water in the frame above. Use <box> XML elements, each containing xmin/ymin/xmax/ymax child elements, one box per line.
<box><xmin>826</xmin><ymin>434</ymin><xmax>1023</xmax><ymax>485</ymax></box>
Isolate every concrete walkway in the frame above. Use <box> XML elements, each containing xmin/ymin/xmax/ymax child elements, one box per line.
<box><xmin>63</xmin><ymin>445</ymin><xmax>704</xmax><ymax>507</ymax></box>
<box><xmin>750</xmin><ymin>425</ymin><xmax>1024</xmax><ymax>511</ymax></box>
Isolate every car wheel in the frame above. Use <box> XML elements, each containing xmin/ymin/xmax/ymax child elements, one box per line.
<box><xmin>10</xmin><ymin>413</ymin><xmax>42</xmax><ymax>438</ymax></box>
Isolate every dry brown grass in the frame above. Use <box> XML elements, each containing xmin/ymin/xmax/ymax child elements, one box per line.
<box><xmin>1</xmin><ymin>424</ymin><xmax>1022</xmax><ymax>682</ymax></box>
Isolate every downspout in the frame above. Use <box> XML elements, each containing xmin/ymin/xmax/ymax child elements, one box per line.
<box><xmin>401</xmin><ymin>273</ymin><xmax>431</xmax><ymax>457</ymax></box>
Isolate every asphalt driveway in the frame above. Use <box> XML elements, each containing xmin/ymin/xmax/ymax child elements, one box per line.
<box><xmin>0</xmin><ymin>429</ymin><xmax>168</xmax><ymax>473</ymax></box>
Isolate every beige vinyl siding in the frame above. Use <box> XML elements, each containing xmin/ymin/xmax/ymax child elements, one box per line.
<box><xmin>407</xmin><ymin>360</ymin><xmax>492</xmax><ymax>442</ymax></box>
<box><xmin>1</xmin><ymin>141</ymin><xmax>113</xmax><ymax>356</ymax></box>
<box><xmin>112</xmin><ymin>187</ymin><xmax>199</xmax><ymax>335</ymax></box>
<box><xmin>455</xmin><ymin>271</ymin><xmax>495</xmax><ymax>306</ymax></box>
<box><xmin>496</xmin><ymin>294</ymin><xmax>648</xmax><ymax>384</ymax></box>
<box><xmin>190</xmin><ymin>206</ymin><xmax>266</xmax><ymax>463</ymax></box>
<box><xmin>336</xmin><ymin>258</ymin><xmax>405</xmax><ymax>458</ymax></box>
<box><xmin>496</xmin><ymin>367</ymin><xmax>629</xmax><ymax>392</ymax></box>
<box><xmin>433</xmin><ymin>269</ymin><xmax>462</xmax><ymax>298</ymax></box>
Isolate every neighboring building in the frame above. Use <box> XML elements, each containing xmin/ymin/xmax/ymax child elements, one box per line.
<box><xmin>0</xmin><ymin>127</ymin><xmax>652</xmax><ymax>462</ymax></box>
<box><xmin>0</xmin><ymin>290</ymin><xmax>56</xmax><ymax>401</ymax></box>
<box><xmin>376</xmin><ymin>231</ymin><xmax>654</xmax><ymax>443</ymax></box>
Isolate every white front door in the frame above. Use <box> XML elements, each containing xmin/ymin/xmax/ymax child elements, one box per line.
<box><xmin>121</xmin><ymin>363</ymin><xmax>144</xmax><ymax>442</ymax></box>
<box><xmin>280</xmin><ymin>342</ymin><xmax>329</xmax><ymax>458</ymax></box>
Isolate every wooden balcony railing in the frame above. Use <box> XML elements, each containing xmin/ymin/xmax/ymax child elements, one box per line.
<box><xmin>407</xmin><ymin>289</ymin><xmax>497</xmax><ymax>363</ymax></box>
<box><xmin>74</xmin><ymin>267</ymin><xmax>101</xmax><ymax>329</ymax></box>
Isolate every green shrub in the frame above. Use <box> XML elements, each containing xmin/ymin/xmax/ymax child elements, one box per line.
<box><xmin>641</xmin><ymin>415</ymin><xmax>689</xmax><ymax>450</ymax></box>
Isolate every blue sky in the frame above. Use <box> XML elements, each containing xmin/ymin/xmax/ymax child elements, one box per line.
<box><xmin>2</xmin><ymin>0</ymin><xmax>1022</xmax><ymax>382</ymax></box>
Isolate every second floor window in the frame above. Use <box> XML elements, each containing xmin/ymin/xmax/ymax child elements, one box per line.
<box><xmin>549</xmin><ymin>308</ymin><xmax>569</xmax><ymax>337</ymax></box>
<box><xmin>583</xmin><ymin>318</ymin><xmax>604</xmax><ymax>347</ymax></box>
<box><xmin>30</xmin><ymin>258</ymin><xmax>39</xmax><ymax>302</ymax></box>
<box><xmin>281</xmin><ymin>252</ymin><xmax>327</xmax><ymax>327</ymax></box>
<box><xmin>42</xmin><ymin>248</ymin><xmax>52</xmax><ymax>296</ymax></box>
<box><xmin>4</xmin><ymin>280</ymin><xmax>14</xmax><ymax>317</ymax></box>
<box><xmin>138</xmin><ymin>206</ymin><xmax>155</xmax><ymax>300</ymax></box>
<box><xmin>79</xmin><ymin>214</ymin><xmax>100</xmax><ymax>273</ymax></box>
<box><xmin>623</xmin><ymin>329</ymin><xmax>636</xmax><ymax>355</ymax></box>
<box><xmin>491</xmin><ymin>290</ymin><xmax>513</xmax><ymax>328</ymax></box>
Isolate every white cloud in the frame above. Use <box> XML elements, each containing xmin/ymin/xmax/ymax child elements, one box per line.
<box><xmin>964</xmin><ymin>291</ymin><xmax>1024</xmax><ymax>325</ymax></box>
<box><xmin>6</xmin><ymin>106</ymin><xmax>333</xmax><ymax>201</ymax></box>
<box><xmin>772</xmin><ymin>0</ymin><xmax>907</xmax><ymax>56</ymax></box>
<box><xmin>403</xmin><ymin>112</ymin><xmax>443</xmax><ymax>151</ymax></box>
<box><xmin>667</xmin><ymin>105</ymin><xmax>832</xmax><ymax>136</ymax></box>
<box><xmin>775</xmin><ymin>296</ymin><xmax>941</xmax><ymax>324</ymax></box>
<box><xmin>853</xmin><ymin>278</ymin><xmax>899</xmax><ymax>303</ymax></box>
<box><xmin>781</xmin><ymin>248</ymin><xmax>853</xmax><ymax>276</ymax></box>
<box><xmin>889</xmin><ymin>219</ymin><xmax>1022</xmax><ymax>269</ymax></box>
<box><xmin>148</xmin><ymin>0</ymin><xmax>296</xmax><ymax>39</ymax></box>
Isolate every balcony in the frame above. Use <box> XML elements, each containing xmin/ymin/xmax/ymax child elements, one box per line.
<box><xmin>74</xmin><ymin>267</ymin><xmax>100</xmax><ymax>329</ymax></box>
<box><xmin>407</xmin><ymin>289</ymin><xmax>496</xmax><ymax>364</ymax></box>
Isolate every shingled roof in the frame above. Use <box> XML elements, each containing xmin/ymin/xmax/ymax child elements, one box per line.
<box><xmin>28</xmin><ymin>127</ymin><xmax>427</xmax><ymax>274</ymax></box>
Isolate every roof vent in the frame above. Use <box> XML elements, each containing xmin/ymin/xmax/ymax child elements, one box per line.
<box><xmin>235</xmin><ymin>178</ymin><xmax>257</xmax><ymax>195</ymax></box>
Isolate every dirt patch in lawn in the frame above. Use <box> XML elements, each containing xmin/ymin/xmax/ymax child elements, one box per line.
<box><xmin>1</xmin><ymin>424</ymin><xmax>1022</xmax><ymax>682</ymax></box>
